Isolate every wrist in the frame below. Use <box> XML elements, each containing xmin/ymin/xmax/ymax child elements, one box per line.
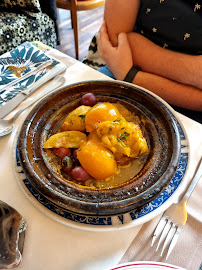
<box><xmin>123</xmin><ymin>65</ymin><xmax>142</xmax><ymax>83</ymax></box>
<box><xmin>112</xmin><ymin>65</ymin><xmax>133</xmax><ymax>81</ymax></box>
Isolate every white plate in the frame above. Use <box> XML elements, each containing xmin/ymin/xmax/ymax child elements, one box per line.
<box><xmin>13</xmin><ymin>88</ymin><xmax>189</xmax><ymax>232</ymax></box>
<box><xmin>105</xmin><ymin>261</ymin><xmax>186</xmax><ymax>270</ymax></box>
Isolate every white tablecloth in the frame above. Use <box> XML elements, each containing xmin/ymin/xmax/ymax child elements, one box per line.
<box><xmin>0</xmin><ymin>49</ymin><xmax>201</xmax><ymax>270</ymax></box>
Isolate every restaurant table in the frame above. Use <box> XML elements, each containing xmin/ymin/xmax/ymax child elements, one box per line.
<box><xmin>0</xmin><ymin>48</ymin><xmax>202</xmax><ymax>270</ymax></box>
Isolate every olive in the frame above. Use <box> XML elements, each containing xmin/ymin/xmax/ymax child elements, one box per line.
<box><xmin>53</xmin><ymin>147</ymin><xmax>71</xmax><ymax>157</ymax></box>
<box><xmin>71</xmin><ymin>166</ymin><xmax>90</xmax><ymax>182</ymax></box>
<box><xmin>80</xmin><ymin>93</ymin><xmax>96</xmax><ymax>106</ymax></box>
<box><xmin>72</xmin><ymin>149</ymin><xmax>80</xmax><ymax>164</ymax></box>
<box><xmin>61</xmin><ymin>156</ymin><xmax>73</xmax><ymax>173</ymax></box>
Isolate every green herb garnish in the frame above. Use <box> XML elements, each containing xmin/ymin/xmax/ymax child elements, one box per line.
<box><xmin>138</xmin><ymin>147</ymin><xmax>142</xmax><ymax>156</ymax></box>
<box><xmin>114</xmin><ymin>119</ymin><xmax>121</xmax><ymax>123</ymax></box>
<box><xmin>117</xmin><ymin>132</ymin><xmax>130</xmax><ymax>147</ymax></box>
<box><xmin>78</xmin><ymin>114</ymin><xmax>85</xmax><ymax>119</ymax></box>
<box><xmin>119</xmin><ymin>132</ymin><xmax>130</xmax><ymax>140</ymax></box>
<box><xmin>109</xmin><ymin>125</ymin><xmax>115</xmax><ymax>132</ymax></box>
<box><xmin>117</xmin><ymin>137</ymin><xmax>126</xmax><ymax>147</ymax></box>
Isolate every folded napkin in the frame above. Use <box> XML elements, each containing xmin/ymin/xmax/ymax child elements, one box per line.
<box><xmin>119</xmin><ymin>173</ymin><xmax>202</xmax><ymax>270</ymax></box>
<box><xmin>0</xmin><ymin>41</ymin><xmax>52</xmax><ymax>92</ymax></box>
<box><xmin>0</xmin><ymin>42</ymin><xmax>66</xmax><ymax>117</ymax></box>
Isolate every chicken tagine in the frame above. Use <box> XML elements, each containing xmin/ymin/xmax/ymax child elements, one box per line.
<box><xmin>43</xmin><ymin>93</ymin><xmax>149</xmax><ymax>188</ymax></box>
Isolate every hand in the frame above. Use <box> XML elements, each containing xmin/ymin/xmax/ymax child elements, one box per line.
<box><xmin>97</xmin><ymin>21</ymin><xmax>133</xmax><ymax>80</ymax></box>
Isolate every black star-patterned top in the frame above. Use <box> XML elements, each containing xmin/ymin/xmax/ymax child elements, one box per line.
<box><xmin>136</xmin><ymin>0</ymin><xmax>202</xmax><ymax>55</ymax></box>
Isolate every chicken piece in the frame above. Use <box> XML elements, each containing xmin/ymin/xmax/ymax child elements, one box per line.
<box><xmin>114</xmin><ymin>103</ymin><xmax>140</xmax><ymax>123</ymax></box>
<box><xmin>96</xmin><ymin>118</ymin><xmax>149</xmax><ymax>158</ymax></box>
<box><xmin>87</xmin><ymin>130</ymin><xmax>102</xmax><ymax>142</ymax></box>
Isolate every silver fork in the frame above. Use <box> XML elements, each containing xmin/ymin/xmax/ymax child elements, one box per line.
<box><xmin>151</xmin><ymin>156</ymin><xmax>202</xmax><ymax>260</ymax></box>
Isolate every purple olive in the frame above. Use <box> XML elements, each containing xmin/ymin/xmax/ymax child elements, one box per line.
<box><xmin>72</xmin><ymin>149</ymin><xmax>80</xmax><ymax>163</ymax></box>
<box><xmin>61</xmin><ymin>156</ymin><xmax>73</xmax><ymax>173</ymax></box>
<box><xmin>80</xmin><ymin>93</ymin><xmax>96</xmax><ymax>106</ymax></box>
<box><xmin>71</xmin><ymin>166</ymin><xmax>90</xmax><ymax>182</ymax></box>
<box><xmin>53</xmin><ymin>147</ymin><xmax>71</xmax><ymax>157</ymax></box>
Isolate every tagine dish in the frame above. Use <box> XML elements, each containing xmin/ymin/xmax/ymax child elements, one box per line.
<box><xmin>18</xmin><ymin>81</ymin><xmax>181</xmax><ymax>216</ymax></box>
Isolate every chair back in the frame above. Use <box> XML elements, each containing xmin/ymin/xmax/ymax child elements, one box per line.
<box><xmin>56</xmin><ymin>0</ymin><xmax>105</xmax><ymax>59</ymax></box>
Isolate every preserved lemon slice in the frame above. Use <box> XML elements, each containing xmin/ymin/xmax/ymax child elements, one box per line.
<box><xmin>61</xmin><ymin>105</ymin><xmax>91</xmax><ymax>132</ymax></box>
<box><xmin>43</xmin><ymin>131</ymin><xmax>87</xmax><ymax>149</ymax></box>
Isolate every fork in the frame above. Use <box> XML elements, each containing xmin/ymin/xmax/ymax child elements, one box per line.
<box><xmin>151</xmin><ymin>156</ymin><xmax>202</xmax><ymax>260</ymax></box>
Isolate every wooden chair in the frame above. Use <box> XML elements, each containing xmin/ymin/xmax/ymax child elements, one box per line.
<box><xmin>56</xmin><ymin>0</ymin><xmax>105</xmax><ymax>59</ymax></box>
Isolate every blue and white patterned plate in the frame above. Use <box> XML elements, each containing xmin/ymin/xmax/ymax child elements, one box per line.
<box><xmin>13</xmin><ymin>90</ymin><xmax>189</xmax><ymax>232</ymax></box>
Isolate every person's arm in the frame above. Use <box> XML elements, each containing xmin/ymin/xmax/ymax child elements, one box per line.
<box><xmin>133</xmin><ymin>71</ymin><xmax>202</xmax><ymax>111</ymax></box>
<box><xmin>97</xmin><ymin>22</ymin><xmax>202</xmax><ymax>111</ymax></box>
<box><xmin>104</xmin><ymin>0</ymin><xmax>140</xmax><ymax>46</ymax></box>
<box><xmin>127</xmin><ymin>33</ymin><xmax>202</xmax><ymax>90</ymax></box>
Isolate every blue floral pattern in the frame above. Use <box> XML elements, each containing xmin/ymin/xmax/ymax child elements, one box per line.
<box><xmin>0</xmin><ymin>42</ymin><xmax>62</xmax><ymax>108</ymax></box>
<box><xmin>0</xmin><ymin>42</ymin><xmax>51</xmax><ymax>88</ymax></box>
<box><xmin>14</xmin><ymin>108</ymin><xmax>189</xmax><ymax>229</ymax></box>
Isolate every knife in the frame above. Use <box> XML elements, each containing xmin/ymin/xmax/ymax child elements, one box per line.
<box><xmin>0</xmin><ymin>63</ymin><xmax>66</xmax><ymax>118</ymax></box>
